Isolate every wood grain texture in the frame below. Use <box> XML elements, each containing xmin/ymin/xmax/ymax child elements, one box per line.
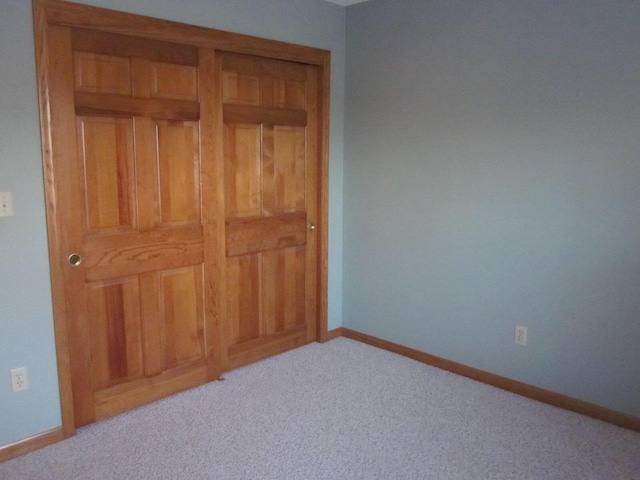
<box><xmin>273</xmin><ymin>126</ymin><xmax>306</xmax><ymax>213</ymax></box>
<box><xmin>323</xmin><ymin>327</ymin><xmax>345</xmax><ymax>342</ymax></box>
<box><xmin>71</xmin><ymin>27</ymin><xmax>198</xmax><ymax>65</ymax></box>
<box><xmin>339</xmin><ymin>328</ymin><xmax>640</xmax><ymax>433</ymax></box>
<box><xmin>156</xmin><ymin>120</ymin><xmax>200</xmax><ymax>225</ymax></box>
<box><xmin>0</xmin><ymin>428</ymin><xmax>65</xmax><ymax>463</ymax></box>
<box><xmin>226</xmin><ymin>254</ymin><xmax>261</xmax><ymax>346</ymax></box>
<box><xmin>225</xmin><ymin>213</ymin><xmax>307</xmax><ymax>257</ymax></box>
<box><xmin>315</xmin><ymin>60</ymin><xmax>330</xmax><ymax>342</ymax></box>
<box><xmin>272</xmin><ymin>78</ymin><xmax>307</xmax><ymax>110</ymax></box>
<box><xmin>223</xmin><ymin>124</ymin><xmax>262</xmax><ymax>218</ymax></box>
<box><xmin>94</xmin><ymin>362</ymin><xmax>208</xmax><ymax>421</ymax></box>
<box><xmin>222</xmin><ymin>72</ymin><xmax>260</xmax><ymax>106</ymax></box>
<box><xmin>262</xmin><ymin>247</ymin><xmax>306</xmax><ymax>335</ymax></box>
<box><xmin>160</xmin><ymin>266</ymin><xmax>205</xmax><ymax>368</ymax></box>
<box><xmin>222</xmin><ymin>53</ymin><xmax>307</xmax><ymax>81</ymax></box>
<box><xmin>74</xmin><ymin>92</ymin><xmax>200</xmax><ymax>120</ymax></box>
<box><xmin>223</xmin><ymin>104</ymin><xmax>306</xmax><ymax>127</ymax></box>
<box><xmin>198</xmin><ymin>47</ymin><xmax>226</xmax><ymax>381</ymax></box>
<box><xmin>41</xmin><ymin>23</ymin><xmax>211</xmax><ymax>428</ymax></box>
<box><xmin>83</xmin><ymin>227</ymin><xmax>203</xmax><ymax>281</ymax></box>
<box><xmin>262</xmin><ymin>125</ymin><xmax>276</xmax><ymax>216</ymax></box>
<box><xmin>139</xmin><ymin>272</ymin><xmax>163</xmax><ymax>378</ymax></box>
<box><xmin>33</xmin><ymin>0</ymin><xmax>330</xmax><ymax>452</ymax></box>
<box><xmin>40</xmin><ymin>0</ymin><xmax>328</xmax><ymax>64</ymax></box>
<box><xmin>227</xmin><ymin>325</ymin><xmax>308</xmax><ymax>370</ymax></box>
<box><xmin>87</xmin><ymin>277</ymin><xmax>143</xmax><ymax>389</ymax></box>
<box><xmin>304</xmin><ymin>65</ymin><xmax>319</xmax><ymax>343</ymax></box>
<box><xmin>44</xmin><ymin>24</ymin><xmax>97</xmax><ymax>427</ymax></box>
<box><xmin>151</xmin><ymin>63</ymin><xmax>198</xmax><ymax>100</ymax></box>
<box><xmin>73</xmin><ymin>52</ymin><xmax>131</xmax><ymax>94</ymax></box>
<box><xmin>77</xmin><ymin>116</ymin><xmax>136</xmax><ymax>232</ymax></box>
<box><xmin>132</xmin><ymin>116</ymin><xmax>159</xmax><ymax>230</ymax></box>
<box><xmin>221</xmin><ymin>52</ymin><xmax>322</xmax><ymax>365</ymax></box>
<box><xmin>32</xmin><ymin>0</ymin><xmax>76</xmax><ymax>440</ymax></box>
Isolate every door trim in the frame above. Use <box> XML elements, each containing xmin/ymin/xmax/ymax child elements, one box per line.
<box><xmin>33</xmin><ymin>0</ymin><xmax>330</xmax><ymax>442</ymax></box>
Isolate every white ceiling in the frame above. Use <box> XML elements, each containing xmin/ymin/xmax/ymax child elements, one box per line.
<box><xmin>324</xmin><ymin>0</ymin><xmax>371</xmax><ymax>6</ymax></box>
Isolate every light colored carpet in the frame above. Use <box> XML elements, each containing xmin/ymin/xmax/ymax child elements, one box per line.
<box><xmin>1</xmin><ymin>337</ymin><xmax>639</xmax><ymax>479</ymax></box>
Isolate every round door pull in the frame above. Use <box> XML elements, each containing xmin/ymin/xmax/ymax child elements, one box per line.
<box><xmin>307</xmin><ymin>223</ymin><xmax>316</xmax><ymax>231</ymax></box>
<box><xmin>68</xmin><ymin>253</ymin><xmax>82</xmax><ymax>267</ymax></box>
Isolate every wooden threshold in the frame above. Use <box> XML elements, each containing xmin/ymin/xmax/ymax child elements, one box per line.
<box><xmin>0</xmin><ymin>428</ymin><xmax>65</xmax><ymax>463</ymax></box>
<box><xmin>329</xmin><ymin>327</ymin><xmax>640</xmax><ymax>433</ymax></box>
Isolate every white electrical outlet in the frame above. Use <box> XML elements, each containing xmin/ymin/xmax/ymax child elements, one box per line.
<box><xmin>0</xmin><ymin>192</ymin><xmax>14</xmax><ymax>217</ymax></box>
<box><xmin>515</xmin><ymin>325</ymin><xmax>528</xmax><ymax>346</ymax></box>
<box><xmin>11</xmin><ymin>367</ymin><xmax>29</xmax><ymax>392</ymax></box>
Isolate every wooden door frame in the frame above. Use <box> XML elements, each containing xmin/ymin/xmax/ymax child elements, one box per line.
<box><xmin>33</xmin><ymin>0</ymin><xmax>330</xmax><ymax>440</ymax></box>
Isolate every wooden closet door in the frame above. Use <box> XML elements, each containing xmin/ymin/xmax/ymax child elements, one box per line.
<box><xmin>46</xmin><ymin>27</ymin><xmax>221</xmax><ymax>426</ymax></box>
<box><xmin>221</xmin><ymin>53</ymin><xmax>319</xmax><ymax>369</ymax></box>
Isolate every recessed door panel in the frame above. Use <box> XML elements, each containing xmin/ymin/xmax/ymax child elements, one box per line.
<box><xmin>226</xmin><ymin>254</ymin><xmax>261</xmax><ymax>346</ymax></box>
<box><xmin>271</xmin><ymin>79</ymin><xmax>306</xmax><ymax>110</ymax></box>
<box><xmin>222</xmin><ymin>72</ymin><xmax>261</xmax><ymax>106</ymax></box>
<box><xmin>74</xmin><ymin>52</ymin><xmax>132</xmax><ymax>95</ymax></box>
<box><xmin>273</xmin><ymin>126</ymin><xmax>306</xmax><ymax>214</ymax></box>
<box><xmin>151</xmin><ymin>62</ymin><xmax>198</xmax><ymax>100</ymax></box>
<box><xmin>87</xmin><ymin>277</ymin><xmax>143</xmax><ymax>389</ymax></box>
<box><xmin>161</xmin><ymin>266</ymin><xmax>205</xmax><ymax>368</ymax></box>
<box><xmin>157</xmin><ymin>120</ymin><xmax>200</xmax><ymax>225</ymax></box>
<box><xmin>263</xmin><ymin>246</ymin><xmax>306</xmax><ymax>336</ymax></box>
<box><xmin>224</xmin><ymin>124</ymin><xmax>262</xmax><ymax>217</ymax></box>
<box><xmin>77</xmin><ymin>116</ymin><xmax>136</xmax><ymax>232</ymax></box>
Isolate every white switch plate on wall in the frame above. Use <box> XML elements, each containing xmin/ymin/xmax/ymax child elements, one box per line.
<box><xmin>0</xmin><ymin>192</ymin><xmax>14</xmax><ymax>217</ymax></box>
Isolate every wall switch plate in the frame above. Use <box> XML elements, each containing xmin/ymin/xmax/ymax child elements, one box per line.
<box><xmin>515</xmin><ymin>325</ymin><xmax>528</xmax><ymax>346</ymax></box>
<box><xmin>0</xmin><ymin>192</ymin><xmax>14</xmax><ymax>217</ymax></box>
<box><xmin>11</xmin><ymin>367</ymin><xmax>28</xmax><ymax>392</ymax></box>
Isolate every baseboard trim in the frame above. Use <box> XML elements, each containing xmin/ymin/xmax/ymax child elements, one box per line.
<box><xmin>0</xmin><ymin>427</ymin><xmax>65</xmax><ymax>463</ymax></box>
<box><xmin>3</xmin><ymin>330</ymin><xmax>636</xmax><ymax>464</ymax></box>
<box><xmin>323</xmin><ymin>327</ymin><xmax>345</xmax><ymax>342</ymax></box>
<box><xmin>330</xmin><ymin>327</ymin><xmax>640</xmax><ymax>433</ymax></box>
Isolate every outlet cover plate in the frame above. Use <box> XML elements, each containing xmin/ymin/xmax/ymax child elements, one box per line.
<box><xmin>515</xmin><ymin>325</ymin><xmax>528</xmax><ymax>346</ymax></box>
<box><xmin>11</xmin><ymin>367</ymin><xmax>28</xmax><ymax>392</ymax></box>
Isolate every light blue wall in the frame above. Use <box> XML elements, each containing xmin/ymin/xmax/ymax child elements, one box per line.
<box><xmin>0</xmin><ymin>0</ymin><xmax>62</xmax><ymax>447</ymax></box>
<box><xmin>344</xmin><ymin>0</ymin><xmax>640</xmax><ymax>417</ymax></box>
<box><xmin>0</xmin><ymin>0</ymin><xmax>345</xmax><ymax>447</ymax></box>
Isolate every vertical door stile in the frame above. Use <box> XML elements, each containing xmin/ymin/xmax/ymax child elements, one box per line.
<box><xmin>199</xmin><ymin>46</ymin><xmax>226</xmax><ymax>379</ymax></box>
<box><xmin>132</xmin><ymin>58</ymin><xmax>164</xmax><ymax>378</ymax></box>
<box><xmin>305</xmin><ymin>64</ymin><xmax>319</xmax><ymax>342</ymax></box>
<box><xmin>47</xmin><ymin>24</ymin><xmax>96</xmax><ymax>426</ymax></box>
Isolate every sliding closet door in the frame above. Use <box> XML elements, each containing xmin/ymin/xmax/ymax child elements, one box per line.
<box><xmin>44</xmin><ymin>26</ymin><xmax>221</xmax><ymax>426</ymax></box>
<box><xmin>221</xmin><ymin>53</ymin><xmax>319</xmax><ymax>368</ymax></box>
<box><xmin>36</xmin><ymin>0</ymin><xmax>328</xmax><ymax>433</ymax></box>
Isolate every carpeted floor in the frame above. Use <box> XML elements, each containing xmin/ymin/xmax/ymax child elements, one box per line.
<box><xmin>1</xmin><ymin>337</ymin><xmax>639</xmax><ymax>479</ymax></box>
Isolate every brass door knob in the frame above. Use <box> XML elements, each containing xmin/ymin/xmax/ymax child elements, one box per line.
<box><xmin>68</xmin><ymin>253</ymin><xmax>82</xmax><ymax>266</ymax></box>
<box><xmin>307</xmin><ymin>223</ymin><xmax>315</xmax><ymax>231</ymax></box>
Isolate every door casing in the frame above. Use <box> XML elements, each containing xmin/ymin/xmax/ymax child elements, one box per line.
<box><xmin>33</xmin><ymin>0</ymin><xmax>330</xmax><ymax>439</ymax></box>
